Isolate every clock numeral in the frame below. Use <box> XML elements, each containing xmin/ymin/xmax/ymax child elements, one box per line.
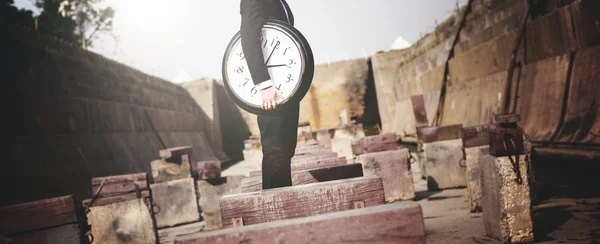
<box><xmin>240</xmin><ymin>78</ymin><xmax>250</xmax><ymax>87</ymax></box>
<box><xmin>288</xmin><ymin>59</ymin><xmax>295</xmax><ymax>66</ymax></box>
<box><xmin>263</xmin><ymin>39</ymin><xmax>268</xmax><ymax>48</ymax></box>
<box><xmin>235</xmin><ymin>66</ymin><xmax>245</xmax><ymax>74</ymax></box>
<box><xmin>285</xmin><ymin>74</ymin><xmax>293</xmax><ymax>83</ymax></box>
<box><xmin>276</xmin><ymin>84</ymin><xmax>282</xmax><ymax>90</ymax></box>
<box><xmin>283</xmin><ymin>47</ymin><xmax>290</xmax><ymax>56</ymax></box>
<box><xmin>238</xmin><ymin>51</ymin><xmax>245</xmax><ymax>60</ymax></box>
<box><xmin>251</xmin><ymin>86</ymin><xmax>258</xmax><ymax>97</ymax></box>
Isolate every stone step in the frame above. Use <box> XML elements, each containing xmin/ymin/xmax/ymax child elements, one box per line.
<box><xmin>291</xmin><ymin>163</ymin><xmax>363</xmax><ymax>186</ymax></box>
<box><xmin>356</xmin><ymin>149</ymin><xmax>415</xmax><ymax>202</ymax></box>
<box><xmin>219</xmin><ymin>176</ymin><xmax>385</xmax><ymax>228</ymax></box>
<box><xmin>151</xmin><ymin>177</ymin><xmax>200</xmax><ymax>229</ymax></box>
<box><xmin>351</xmin><ymin>132</ymin><xmax>398</xmax><ymax>156</ymax></box>
<box><xmin>175</xmin><ymin>202</ymin><xmax>425</xmax><ymax>244</ymax></box>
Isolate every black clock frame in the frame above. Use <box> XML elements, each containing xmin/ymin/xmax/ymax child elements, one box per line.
<box><xmin>222</xmin><ymin>20</ymin><xmax>314</xmax><ymax>115</ymax></box>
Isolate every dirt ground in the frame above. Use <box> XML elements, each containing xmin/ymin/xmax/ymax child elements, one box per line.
<box><xmin>223</xmin><ymin>157</ymin><xmax>600</xmax><ymax>243</ymax></box>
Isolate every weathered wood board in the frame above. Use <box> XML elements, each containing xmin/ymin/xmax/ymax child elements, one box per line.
<box><xmin>220</xmin><ymin>176</ymin><xmax>385</xmax><ymax>228</ymax></box>
<box><xmin>356</xmin><ymin>149</ymin><xmax>415</xmax><ymax>202</ymax></box>
<box><xmin>151</xmin><ymin>178</ymin><xmax>200</xmax><ymax>228</ymax></box>
<box><xmin>197</xmin><ymin>161</ymin><xmax>221</xmax><ymax>180</ymax></box>
<box><xmin>290</xmin><ymin>156</ymin><xmax>348</xmax><ymax>172</ymax></box>
<box><xmin>6</xmin><ymin>224</ymin><xmax>83</xmax><ymax>244</ymax></box>
<box><xmin>83</xmin><ymin>191</ymin><xmax>150</xmax><ymax>208</ymax></box>
<box><xmin>240</xmin><ymin>176</ymin><xmax>262</xmax><ymax>193</ymax></box>
<box><xmin>351</xmin><ymin>133</ymin><xmax>398</xmax><ymax>156</ymax></box>
<box><xmin>91</xmin><ymin>173</ymin><xmax>148</xmax><ymax>197</ymax></box>
<box><xmin>291</xmin><ymin>152</ymin><xmax>339</xmax><ymax>164</ymax></box>
<box><xmin>158</xmin><ymin>222</ymin><xmax>205</xmax><ymax>244</ymax></box>
<box><xmin>0</xmin><ymin>195</ymin><xmax>78</xmax><ymax>236</ymax></box>
<box><xmin>423</xmin><ymin>139</ymin><xmax>467</xmax><ymax>191</ymax></box>
<box><xmin>151</xmin><ymin>159</ymin><xmax>191</xmax><ymax>184</ymax></box>
<box><xmin>481</xmin><ymin>152</ymin><xmax>534</xmax><ymax>243</ymax></box>
<box><xmin>176</xmin><ymin>202</ymin><xmax>425</xmax><ymax>244</ymax></box>
<box><xmin>294</xmin><ymin>145</ymin><xmax>325</xmax><ymax>154</ymax></box>
<box><xmin>291</xmin><ymin>163</ymin><xmax>363</xmax><ymax>186</ymax></box>
<box><xmin>87</xmin><ymin>198</ymin><xmax>156</xmax><ymax>244</ymax></box>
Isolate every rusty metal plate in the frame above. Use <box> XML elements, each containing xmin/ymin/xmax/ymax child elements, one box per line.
<box><xmin>411</xmin><ymin>94</ymin><xmax>429</xmax><ymax>127</ymax></box>
<box><xmin>495</xmin><ymin>113</ymin><xmax>521</xmax><ymax>124</ymax></box>
<box><xmin>461</xmin><ymin>124</ymin><xmax>496</xmax><ymax>148</ymax></box>
<box><xmin>417</xmin><ymin>124</ymin><xmax>463</xmax><ymax>143</ymax></box>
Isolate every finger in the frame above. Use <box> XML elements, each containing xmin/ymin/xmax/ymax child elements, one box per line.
<box><xmin>272</xmin><ymin>101</ymin><xmax>277</xmax><ymax>109</ymax></box>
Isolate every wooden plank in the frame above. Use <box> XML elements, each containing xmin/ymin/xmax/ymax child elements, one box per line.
<box><xmin>356</xmin><ymin>149</ymin><xmax>415</xmax><ymax>202</ymax></box>
<box><xmin>240</xmin><ymin>176</ymin><xmax>262</xmax><ymax>193</ymax></box>
<box><xmin>351</xmin><ymin>133</ymin><xmax>398</xmax><ymax>156</ymax></box>
<box><xmin>248</xmin><ymin>170</ymin><xmax>261</xmax><ymax>177</ymax></box>
<box><xmin>294</xmin><ymin>145</ymin><xmax>325</xmax><ymax>154</ymax></box>
<box><xmin>294</xmin><ymin>148</ymin><xmax>332</xmax><ymax>157</ymax></box>
<box><xmin>91</xmin><ymin>173</ymin><xmax>149</xmax><ymax>197</ymax></box>
<box><xmin>175</xmin><ymin>202</ymin><xmax>426</xmax><ymax>244</ymax></box>
<box><xmin>160</xmin><ymin>146</ymin><xmax>193</xmax><ymax>163</ymax></box>
<box><xmin>291</xmin><ymin>164</ymin><xmax>363</xmax><ymax>186</ymax></box>
<box><xmin>423</xmin><ymin>139</ymin><xmax>467</xmax><ymax>190</ymax></box>
<box><xmin>159</xmin><ymin>222</ymin><xmax>205</xmax><ymax>244</ymax></box>
<box><xmin>6</xmin><ymin>224</ymin><xmax>82</xmax><ymax>244</ymax></box>
<box><xmin>481</xmin><ymin>152</ymin><xmax>534</xmax><ymax>243</ymax></box>
<box><xmin>461</xmin><ymin>125</ymin><xmax>496</xmax><ymax>148</ymax></box>
<box><xmin>151</xmin><ymin>159</ymin><xmax>191</xmax><ymax>184</ymax></box>
<box><xmin>417</xmin><ymin>124</ymin><xmax>463</xmax><ymax>143</ymax></box>
<box><xmin>219</xmin><ymin>176</ymin><xmax>385</xmax><ymax>228</ymax></box>
<box><xmin>291</xmin><ymin>152</ymin><xmax>338</xmax><ymax>164</ymax></box>
<box><xmin>197</xmin><ymin>161</ymin><xmax>221</xmax><ymax>180</ymax></box>
<box><xmin>0</xmin><ymin>195</ymin><xmax>78</xmax><ymax>235</ymax></box>
<box><xmin>87</xmin><ymin>198</ymin><xmax>156</xmax><ymax>244</ymax></box>
<box><xmin>152</xmin><ymin>178</ymin><xmax>201</xmax><ymax>228</ymax></box>
<box><xmin>290</xmin><ymin>156</ymin><xmax>347</xmax><ymax>172</ymax></box>
<box><xmin>83</xmin><ymin>191</ymin><xmax>150</xmax><ymax>208</ymax></box>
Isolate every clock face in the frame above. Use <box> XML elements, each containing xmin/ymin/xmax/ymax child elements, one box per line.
<box><xmin>224</xmin><ymin>26</ymin><xmax>304</xmax><ymax>108</ymax></box>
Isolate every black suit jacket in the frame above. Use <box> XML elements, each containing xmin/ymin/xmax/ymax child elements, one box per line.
<box><xmin>240</xmin><ymin>0</ymin><xmax>294</xmax><ymax>85</ymax></box>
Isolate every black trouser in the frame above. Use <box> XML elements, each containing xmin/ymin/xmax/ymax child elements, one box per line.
<box><xmin>258</xmin><ymin>103</ymin><xmax>299</xmax><ymax>190</ymax></box>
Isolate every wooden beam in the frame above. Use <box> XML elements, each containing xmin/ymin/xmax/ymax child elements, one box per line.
<box><xmin>176</xmin><ymin>202</ymin><xmax>425</xmax><ymax>244</ymax></box>
<box><xmin>158</xmin><ymin>222</ymin><xmax>205</xmax><ymax>244</ymax></box>
<box><xmin>291</xmin><ymin>164</ymin><xmax>363</xmax><ymax>185</ymax></box>
<box><xmin>91</xmin><ymin>173</ymin><xmax>148</xmax><ymax>197</ymax></box>
<box><xmin>240</xmin><ymin>176</ymin><xmax>262</xmax><ymax>193</ymax></box>
<box><xmin>351</xmin><ymin>133</ymin><xmax>398</xmax><ymax>156</ymax></box>
<box><xmin>219</xmin><ymin>176</ymin><xmax>385</xmax><ymax>228</ymax></box>
<box><xmin>291</xmin><ymin>152</ymin><xmax>339</xmax><ymax>164</ymax></box>
<box><xmin>0</xmin><ymin>195</ymin><xmax>78</xmax><ymax>235</ymax></box>
<box><xmin>291</xmin><ymin>156</ymin><xmax>347</xmax><ymax>172</ymax></box>
<box><xmin>83</xmin><ymin>191</ymin><xmax>150</xmax><ymax>208</ymax></box>
<box><xmin>151</xmin><ymin>159</ymin><xmax>191</xmax><ymax>184</ymax></box>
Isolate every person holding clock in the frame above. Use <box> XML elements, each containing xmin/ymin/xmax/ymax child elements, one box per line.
<box><xmin>240</xmin><ymin>0</ymin><xmax>299</xmax><ymax>190</ymax></box>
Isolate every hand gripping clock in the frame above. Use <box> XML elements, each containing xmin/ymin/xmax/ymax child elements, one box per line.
<box><xmin>222</xmin><ymin>20</ymin><xmax>314</xmax><ymax>115</ymax></box>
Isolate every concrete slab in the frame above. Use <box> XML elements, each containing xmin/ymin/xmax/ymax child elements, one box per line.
<box><xmin>464</xmin><ymin>146</ymin><xmax>493</xmax><ymax>213</ymax></box>
<box><xmin>151</xmin><ymin>178</ymin><xmax>200</xmax><ymax>229</ymax></box>
<box><xmin>356</xmin><ymin>149</ymin><xmax>415</xmax><ymax>202</ymax></box>
<box><xmin>87</xmin><ymin>197</ymin><xmax>156</xmax><ymax>244</ymax></box>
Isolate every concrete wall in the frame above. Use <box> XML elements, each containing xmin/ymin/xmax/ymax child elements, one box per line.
<box><xmin>0</xmin><ymin>23</ymin><xmax>225</xmax><ymax>205</ymax></box>
<box><xmin>372</xmin><ymin>0</ymin><xmax>600</xmax><ymax>145</ymax></box>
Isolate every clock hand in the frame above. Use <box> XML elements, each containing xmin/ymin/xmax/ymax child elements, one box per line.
<box><xmin>266</xmin><ymin>64</ymin><xmax>287</xmax><ymax>68</ymax></box>
<box><xmin>264</xmin><ymin>41</ymin><xmax>281</xmax><ymax>65</ymax></box>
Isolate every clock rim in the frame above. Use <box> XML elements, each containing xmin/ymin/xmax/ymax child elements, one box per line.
<box><xmin>222</xmin><ymin>20</ymin><xmax>314</xmax><ymax>116</ymax></box>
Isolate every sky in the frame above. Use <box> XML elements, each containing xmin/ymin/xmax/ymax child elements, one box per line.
<box><xmin>13</xmin><ymin>0</ymin><xmax>466</xmax><ymax>83</ymax></box>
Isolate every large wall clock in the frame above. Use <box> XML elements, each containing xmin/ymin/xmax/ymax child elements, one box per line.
<box><xmin>222</xmin><ymin>20</ymin><xmax>314</xmax><ymax>115</ymax></box>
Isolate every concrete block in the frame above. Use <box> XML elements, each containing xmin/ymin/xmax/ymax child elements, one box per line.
<box><xmin>219</xmin><ymin>176</ymin><xmax>385</xmax><ymax>228</ymax></box>
<box><xmin>197</xmin><ymin>161</ymin><xmax>221</xmax><ymax>180</ymax></box>
<box><xmin>356</xmin><ymin>149</ymin><xmax>415</xmax><ymax>202</ymax></box>
<box><xmin>291</xmin><ymin>163</ymin><xmax>363</xmax><ymax>186</ymax></box>
<box><xmin>423</xmin><ymin>139</ymin><xmax>467</xmax><ymax>191</ymax></box>
<box><xmin>315</xmin><ymin>129</ymin><xmax>332</xmax><ymax>148</ymax></box>
<box><xmin>481</xmin><ymin>152</ymin><xmax>534</xmax><ymax>243</ymax></box>
<box><xmin>464</xmin><ymin>146</ymin><xmax>493</xmax><ymax>213</ymax></box>
<box><xmin>87</xmin><ymin>197</ymin><xmax>156</xmax><ymax>244</ymax></box>
<box><xmin>196</xmin><ymin>176</ymin><xmax>245</xmax><ymax>231</ymax></box>
<box><xmin>151</xmin><ymin>159</ymin><xmax>191</xmax><ymax>183</ymax></box>
<box><xmin>175</xmin><ymin>202</ymin><xmax>425</xmax><ymax>244</ymax></box>
<box><xmin>151</xmin><ymin>178</ymin><xmax>200</xmax><ymax>228</ymax></box>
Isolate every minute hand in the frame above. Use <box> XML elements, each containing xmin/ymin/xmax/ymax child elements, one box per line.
<box><xmin>266</xmin><ymin>64</ymin><xmax>287</xmax><ymax>68</ymax></box>
<box><xmin>264</xmin><ymin>41</ymin><xmax>281</xmax><ymax>65</ymax></box>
